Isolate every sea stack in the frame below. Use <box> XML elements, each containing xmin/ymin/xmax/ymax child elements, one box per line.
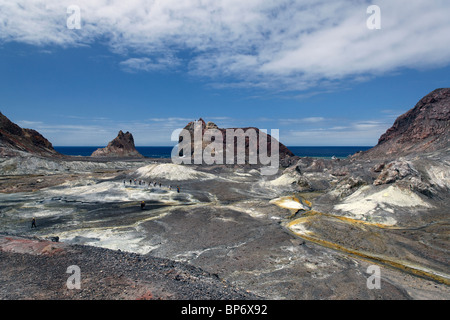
<box><xmin>91</xmin><ymin>130</ymin><xmax>144</xmax><ymax>158</ymax></box>
<box><xmin>178</xmin><ymin>118</ymin><xmax>295</xmax><ymax>164</ymax></box>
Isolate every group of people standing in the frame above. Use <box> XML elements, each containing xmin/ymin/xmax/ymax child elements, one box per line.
<box><xmin>124</xmin><ymin>179</ymin><xmax>180</xmax><ymax>193</ymax></box>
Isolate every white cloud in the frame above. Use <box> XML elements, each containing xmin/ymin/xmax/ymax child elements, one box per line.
<box><xmin>120</xmin><ymin>56</ymin><xmax>180</xmax><ymax>72</ymax></box>
<box><xmin>147</xmin><ymin>117</ymin><xmax>193</xmax><ymax>123</ymax></box>
<box><xmin>19</xmin><ymin>123</ymin><xmax>113</xmax><ymax>146</ymax></box>
<box><xmin>278</xmin><ymin>117</ymin><xmax>326</xmax><ymax>125</ymax></box>
<box><xmin>16</xmin><ymin>114</ymin><xmax>394</xmax><ymax>146</ymax></box>
<box><xmin>282</xmin><ymin>119</ymin><xmax>392</xmax><ymax>146</ymax></box>
<box><xmin>1</xmin><ymin>0</ymin><xmax>449</xmax><ymax>91</ymax></box>
<box><xmin>16</xmin><ymin>120</ymin><xmax>44</xmax><ymax>128</ymax></box>
<box><xmin>20</xmin><ymin>117</ymin><xmax>196</xmax><ymax>146</ymax></box>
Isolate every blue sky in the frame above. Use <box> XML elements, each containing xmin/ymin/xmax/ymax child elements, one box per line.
<box><xmin>0</xmin><ymin>0</ymin><xmax>449</xmax><ymax>146</ymax></box>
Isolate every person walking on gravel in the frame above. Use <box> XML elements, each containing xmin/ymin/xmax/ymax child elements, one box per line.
<box><xmin>31</xmin><ymin>217</ymin><xmax>37</xmax><ymax>228</ymax></box>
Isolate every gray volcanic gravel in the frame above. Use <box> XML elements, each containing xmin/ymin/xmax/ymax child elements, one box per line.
<box><xmin>0</xmin><ymin>234</ymin><xmax>259</xmax><ymax>300</ymax></box>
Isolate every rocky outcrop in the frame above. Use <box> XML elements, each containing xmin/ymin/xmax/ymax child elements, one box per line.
<box><xmin>91</xmin><ymin>131</ymin><xmax>144</xmax><ymax>158</ymax></box>
<box><xmin>178</xmin><ymin>118</ymin><xmax>295</xmax><ymax>165</ymax></box>
<box><xmin>355</xmin><ymin>88</ymin><xmax>450</xmax><ymax>159</ymax></box>
<box><xmin>371</xmin><ymin>159</ymin><xmax>441</xmax><ymax>197</ymax></box>
<box><xmin>0</xmin><ymin>112</ymin><xmax>60</xmax><ymax>157</ymax></box>
<box><xmin>373</xmin><ymin>160</ymin><xmax>416</xmax><ymax>186</ymax></box>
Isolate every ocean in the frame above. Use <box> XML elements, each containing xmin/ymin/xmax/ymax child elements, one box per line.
<box><xmin>54</xmin><ymin>146</ymin><xmax>372</xmax><ymax>159</ymax></box>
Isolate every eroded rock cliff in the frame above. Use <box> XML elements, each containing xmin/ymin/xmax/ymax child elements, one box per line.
<box><xmin>356</xmin><ymin>88</ymin><xmax>450</xmax><ymax>159</ymax></box>
<box><xmin>0</xmin><ymin>112</ymin><xmax>59</xmax><ymax>157</ymax></box>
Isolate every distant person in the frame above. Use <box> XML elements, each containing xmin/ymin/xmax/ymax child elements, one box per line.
<box><xmin>31</xmin><ymin>217</ymin><xmax>37</xmax><ymax>228</ymax></box>
<box><xmin>141</xmin><ymin>201</ymin><xmax>146</xmax><ymax>210</ymax></box>
<box><xmin>177</xmin><ymin>186</ymin><xmax>180</xmax><ymax>193</ymax></box>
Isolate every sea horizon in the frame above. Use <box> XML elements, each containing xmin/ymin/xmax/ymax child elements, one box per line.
<box><xmin>54</xmin><ymin>146</ymin><xmax>373</xmax><ymax>159</ymax></box>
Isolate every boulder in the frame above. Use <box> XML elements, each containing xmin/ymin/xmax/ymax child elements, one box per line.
<box><xmin>373</xmin><ymin>160</ymin><xmax>416</xmax><ymax>185</ymax></box>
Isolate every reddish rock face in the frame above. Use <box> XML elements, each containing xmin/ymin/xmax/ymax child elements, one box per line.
<box><xmin>356</xmin><ymin>88</ymin><xmax>450</xmax><ymax>159</ymax></box>
<box><xmin>91</xmin><ymin>130</ymin><xmax>144</xmax><ymax>158</ymax></box>
<box><xmin>0</xmin><ymin>112</ymin><xmax>59</xmax><ymax>157</ymax></box>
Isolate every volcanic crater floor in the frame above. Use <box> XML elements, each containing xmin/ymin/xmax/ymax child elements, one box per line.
<box><xmin>0</xmin><ymin>160</ymin><xmax>449</xmax><ymax>300</ymax></box>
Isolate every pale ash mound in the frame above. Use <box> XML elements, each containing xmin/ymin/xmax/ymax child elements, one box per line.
<box><xmin>333</xmin><ymin>185</ymin><xmax>433</xmax><ymax>226</ymax></box>
<box><xmin>91</xmin><ymin>130</ymin><xmax>144</xmax><ymax>158</ymax></box>
<box><xmin>135</xmin><ymin>163</ymin><xmax>216</xmax><ymax>181</ymax></box>
<box><xmin>355</xmin><ymin>88</ymin><xmax>450</xmax><ymax>160</ymax></box>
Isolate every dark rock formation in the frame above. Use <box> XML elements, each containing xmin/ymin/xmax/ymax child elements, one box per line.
<box><xmin>355</xmin><ymin>88</ymin><xmax>450</xmax><ymax>159</ymax></box>
<box><xmin>91</xmin><ymin>130</ymin><xmax>144</xmax><ymax>158</ymax></box>
<box><xmin>0</xmin><ymin>112</ymin><xmax>59</xmax><ymax>157</ymax></box>
<box><xmin>177</xmin><ymin>118</ymin><xmax>295</xmax><ymax>165</ymax></box>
